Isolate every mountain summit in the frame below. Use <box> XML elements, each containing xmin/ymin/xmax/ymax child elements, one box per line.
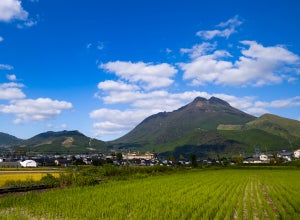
<box><xmin>114</xmin><ymin>97</ymin><xmax>256</xmax><ymax>148</ymax></box>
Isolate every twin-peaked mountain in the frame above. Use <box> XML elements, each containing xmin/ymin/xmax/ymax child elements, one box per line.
<box><xmin>1</xmin><ymin>97</ymin><xmax>300</xmax><ymax>158</ymax></box>
<box><xmin>114</xmin><ymin>97</ymin><xmax>255</xmax><ymax>146</ymax></box>
<box><xmin>111</xmin><ymin>97</ymin><xmax>300</xmax><ymax>157</ymax></box>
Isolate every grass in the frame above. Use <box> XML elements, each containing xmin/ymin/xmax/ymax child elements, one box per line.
<box><xmin>0</xmin><ymin>168</ymin><xmax>299</xmax><ymax>219</ymax></box>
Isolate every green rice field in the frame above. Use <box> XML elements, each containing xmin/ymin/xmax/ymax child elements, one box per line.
<box><xmin>0</xmin><ymin>169</ymin><xmax>299</xmax><ymax>219</ymax></box>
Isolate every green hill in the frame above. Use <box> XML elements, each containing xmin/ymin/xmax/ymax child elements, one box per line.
<box><xmin>0</xmin><ymin>132</ymin><xmax>22</xmax><ymax>146</ymax></box>
<box><xmin>246</xmin><ymin>113</ymin><xmax>300</xmax><ymax>139</ymax></box>
<box><xmin>16</xmin><ymin>130</ymin><xmax>107</xmax><ymax>154</ymax></box>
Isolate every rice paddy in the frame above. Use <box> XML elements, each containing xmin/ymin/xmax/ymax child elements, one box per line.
<box><xmin>0</xmin><ymin>168</ymin><xmax>299</xmax><ymax>219</ymax></box>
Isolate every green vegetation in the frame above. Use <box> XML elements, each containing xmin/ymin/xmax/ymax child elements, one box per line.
<box><xmin>246</xmin><ymin>113</ymin><xmax>300</xmax><ymax>138</ymax></box>
<box><xmin>15</xmin><ymin>130</ymin><xmax>107</xmax><ymax>154</ymax></box>
<box><xmin>113</xmin><ymin>97</ymin><xmax>255</xmax><ymax>150</ymax></box>
<box><xmin>2</xmin><ymin>165</ymin><xmax>178</xmax><ymax>188</ymax></box>
<box><xmin>220</xmin><ymin>129</ymin><xmax>292</xmax><ymax>151</ymax></box>
<box><xmin>1</xmin><ymin>168</ymin><xmax>299</xmax><ymax>219</ymax></box>
<box><xmin>0</xmin><ymin>132</ymin><xmax>22</xmax><ymax>146</ymax></box>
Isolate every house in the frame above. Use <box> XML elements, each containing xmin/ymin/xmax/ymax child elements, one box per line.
<box><xmin>54</xmin><ymin>158</ymin><xmax>72</xmax><ymax>167</ymax></box>
<box><xmin>243</xmin><ymin>154</ymin><xmax>270</xmax><ymax>164</ymax></box>
<box><xmin>259</xmin><ymin>154</ymin><xmax>269</xmax><ymax>162</ymax></box>
<box><xmin>294</xmin><ymin>149</ymin><xmax>300</xmax><ymax>159</ymax></box>
<box><xmin>243</xmin><ymin>157</ymin><xmax>261</xmax><ymax>164</ymax></box>
<box><xmin>277</xmin><ymin>151</ymin><xmax>293</xmax><ymax>161</ymax></box>
<box><xmin>83</xmin><ymin>157</ymin><xmax>92</xmax><ymax>165</ymax></box>
<box><xmin>122</xmin><ymin>152</ymin><xmax>155</xmax><ymax>160</ymax></box>
<box><xmin>20</xmin><ymin>160</ymin><xmax>38</xmax><ymax>168</ymax></box>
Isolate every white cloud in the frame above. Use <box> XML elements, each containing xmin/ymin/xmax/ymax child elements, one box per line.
<box><xmin>196</xmin><ymin>15</ymin><xmax>242</xmax><ymax>40</ymax></box>
<box><xmin>217</xmin><ymin>15</ymin><xmax>242</xmax><ymax>28</ymax></box>
<box><xmin>196</xmin><ymin>29</ymin><xmax>234</xmax><ymax>40</ymax></box>
<box><xmin>254</xmin><ymin>97</ymin><xmax>300</xmax><ymax>108</ymax></box>
<box><xmin>180</xmin><ymin>42</ymin><xmax>217</xmax><ymax>59</ymax></box>
<box><xmin>98</xmin><ymin>80</ymin><xmax>139</xmax><ymax>92</ymax></box>
<box><xmin>90</xmin><ymin>108</ymin><xmax>153</xmax><ymax>137</ymax></box>
<box><xmin>0</xmin><ymin>98</ymin><xmax>73</xmax><ymax>123</ymax></box>
<box><xmin>0</xmin><ymin>82</ymin><xmax>25</xmax><ymax>100</ymax></box>
<box><xmin>166</xmin><ymin>48</ymin><xmax>172</xmax><ymax>54</ymax></box>
<box><xmin>6</xmin><ymin>74</ymin><xmax>17</xmax><ymax>81</ymax></box>
<box><xmin>0</xmin><ymin>0</ymin><xmax>28</xmax><ymax>22</ymax></box>
<box><xmin>0</xmin><ymin>36</ymin><xmax>3</xmax><ymax>42</ymax></box>
<box><xmin>17</xmin><ymin>18</ymin><xmax>37</xmax><ymax>28</ymax></box>
<box><xmin>245</xmin><ymin>107</ymin><xmax>269</xmax><ymax>116</ymax></box>
<box><xmin>179</xmin><ymin>41</ymin><xmax>300</xmax><ymax>86</ymax></box>
<box><xmin>99</xmin><ymin>61</ymin><xmax>178</xmax><ymax>90</ymax></box>
<box><xmin>179</xmin><ymin>51</ymin><xmax>232</xmax><ymax>85</ymax></box>
<box><xmin>0</xmin><ymin>64</ymin><xmax>14</xmax><ymax>70</ymax></box>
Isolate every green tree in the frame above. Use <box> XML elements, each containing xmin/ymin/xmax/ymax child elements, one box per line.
<box><xmin>231</xmin><ymin>155</ymin><xmax>244</xmax><ymax>164</ymax></box>
<box><xmin>116</xmin><ymin>152</ymin><xmax>123</xmax><ymax>163</ymax></box>
<box><xmin>190</xmin><ymin>154</ymin><xmax>197</xmax><ymax>167</ymax></box>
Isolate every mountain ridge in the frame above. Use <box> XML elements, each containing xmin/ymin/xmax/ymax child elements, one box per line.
<box><xmin>1</xmin><ymin>97</ymin><xmax>300</xmax><ymax>158</ymax></box>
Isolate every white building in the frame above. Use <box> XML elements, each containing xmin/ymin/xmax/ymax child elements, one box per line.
<box><xmin>259</xmin><ymin>154</ymin><xmax>269</xmax><ymax>162</ymax></box>
<box><xmin>20</xmin><ymin>160</ymin><xmax>37</xmax><ymax>168</ymax></box>
<box><xmin>294</xmin><ymin>149</ymin><xmax>300</xmax><ymax>158</ymax></box>
<box><xmin>122</xmin><ymin>152</ymin><xmax>154</xmax><ymax>160</ymax></box>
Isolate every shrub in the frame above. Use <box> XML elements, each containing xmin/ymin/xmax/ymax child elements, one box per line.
<box><xmin>40</xmin><ymin>174</ymin><xmax>59</xmax><ymax>187</ymax></box>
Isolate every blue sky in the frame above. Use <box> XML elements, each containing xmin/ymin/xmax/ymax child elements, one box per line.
<box><xmin>0</xmin><ymin>0</ymin><xmax>300</xmax><ymax>140</ymax></box>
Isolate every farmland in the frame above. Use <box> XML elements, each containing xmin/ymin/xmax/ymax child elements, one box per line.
<box><xmin>0</xmin><ymin>170</ymin><xmax>61</xmax><ymax>187</ymax></box>
<box><xmin>0</xmin><ymin>168</ymin><xmax>299</xmax><ymax>219</ymax></box>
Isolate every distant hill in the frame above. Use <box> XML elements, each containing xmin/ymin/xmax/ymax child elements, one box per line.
<box><xmin>15</xmin><ymin>130</ymin><xmax>107</xmax><ymax>154</ymax></box>
<box><xmin>0</xmin><ymin>132</ymin><xmax>22</xmax><ymax>146</ymax></box>
<box><xmin>246</xmin><ymin>113</ymin><xmax>300</xmax><ymax>139</ymax></box>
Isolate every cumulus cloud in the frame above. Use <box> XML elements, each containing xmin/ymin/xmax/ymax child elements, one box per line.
<box><xmin>90</xmin><ymin>108</ymin><xmax>153</xmax><ymax>136</ymax></box>
<box><xmin>179</xmin><ymin>41</ymin><xmax>300</xmax><ymax>86</ymax></box>
<box><xmin>99</xmin><ymin>61</ymin><xmax>178</xmax><ymax>90</ymax></box>
<box><xmin>0</xmin><ymin>36</ymin><xmax>3</xmax><ymax>42</ymax></box>
<box><xmin>196</xmin><ymin>15</ymin><xmax>242</xmax><ymax>39</ymax></box>
<box><xmin>0</xmin><ymin>82</ymin><xmax>25</xmax><ymax>100</ymax></box>
<box><xmin>0</xmin><ymin>98</ymin><xmax>73</xmax><ymax>123</ymax></box>
<box><xmin>0</xmin><ymin>0</ymin><xmax>28</xmax><ymax>22</ymax></box>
